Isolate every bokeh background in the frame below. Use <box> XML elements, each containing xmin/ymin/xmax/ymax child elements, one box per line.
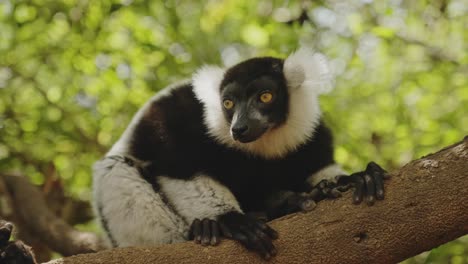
<box><xmin>0</xmin><ymin>0</ymin><xmax>467</xmax><ymax>262</ymax></box>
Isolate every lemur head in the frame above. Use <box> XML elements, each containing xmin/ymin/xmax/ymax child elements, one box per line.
<box><xmin>220</xmin><ymin>58</ymin><xmax>288</xmax><ymax>143</ymax></box>
<box><xmin>193</xmin><ymin>48</ymin><xmax>334</xmax><ymax>159</ymax></box>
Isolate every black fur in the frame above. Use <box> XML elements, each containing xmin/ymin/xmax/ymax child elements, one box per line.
<box><xmin>221</xmin><ymin>57</ymin><xmax>284</xmax><ymax>89</ymax></box>
<box><xmin>130</xmin><ymin>83</ymin><xmax>335</xmax><ymax>215</ymax></box>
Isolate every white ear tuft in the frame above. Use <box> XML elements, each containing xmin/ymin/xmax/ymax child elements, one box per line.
<box><xmin>192</xmin><ymin>66</ymin><xmax>225</xmax><ymax>106</ymax></box>
<box><xmin>283</xmin><ymin>47</ymin><xmax>334</xmax><ymax>94</ymax></box>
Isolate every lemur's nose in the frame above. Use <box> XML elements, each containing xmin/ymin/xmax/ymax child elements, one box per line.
<box><xmin>232</xmin><ymin>125</ymin><xmax>249</xmax><ymax>139</ymax></box>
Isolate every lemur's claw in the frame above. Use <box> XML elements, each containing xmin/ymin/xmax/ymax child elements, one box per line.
<box><xmin>189</xmin><ymin>218</ymin><xmax>221</xmax><ymax>246</ymax></box>
<box><xmin>308</xmin><ymin>179</ymin><xmax>345</xmax><ymax>202</ymax></box>
<box><xmin>299</xmin><ymin>199</ymin><xmax>317</xmax><ymax>211</ymax></box>
<box><xmin>269</xmin><ymin>192</ymin><xmax>318</xmax><ymax>218</ymax></box>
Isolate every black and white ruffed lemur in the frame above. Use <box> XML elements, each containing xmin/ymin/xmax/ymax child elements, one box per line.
<box><xmin>90</xmin><ymin>48</ymin><xmax>387</xmax><ymax>259</ymax></box>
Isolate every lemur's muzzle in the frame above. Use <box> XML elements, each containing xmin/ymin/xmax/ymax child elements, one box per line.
<box><xmin>231</xmin><ymin>115</ymin><xmax>268</xmax><ymax>143</ymax></box>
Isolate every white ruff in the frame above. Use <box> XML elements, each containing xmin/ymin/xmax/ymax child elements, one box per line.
<box><xmin>193</xmin><ymin>48</ymin><xmax>334</xmax><ymax>159</ymax></box>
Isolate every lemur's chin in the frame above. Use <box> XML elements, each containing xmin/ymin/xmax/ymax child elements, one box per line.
<box><xmin>234</xmin><ymin>136</ymin><xmax>259</xmax><ymax>144</ymax></box>
<box><xmin>232</xmin><ymin>128</ymin><xmax>269</xmax><ymax>143</ymax></box>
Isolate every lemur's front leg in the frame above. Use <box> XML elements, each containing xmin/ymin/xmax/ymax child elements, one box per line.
<box><xmin>189</xmin><ymin>212</ymin><xmax>278</xmax><ymax>259</ymax></box>
<box><xmin>93</xmin><ymin>157</ymin><xmax>189</xmax><ymax>247</ymax></box>
<box><xmin>158</xmin><ymin>175</ymin><xmax>278</xmax><ymax>260</ymax></box>
<box><xmin>265</xmin><ymin>162</ymin><xmax>389</xmax><ymax>219</ymax></box>
<box><xmin>311</xmin><ymin>161</ymin><xmax>389</xmax><ymax>205</ymax></box>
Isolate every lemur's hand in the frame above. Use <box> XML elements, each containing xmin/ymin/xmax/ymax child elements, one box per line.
<box><xmin>217</xmin><ymin>212</ymin><xmax>278</xmax><ymax>260</ymax></box>
<box><xmin>340</xmin><ymin>161</ymin><xmax>388</xmax><ymax>205</ymax></box>
<box><xmin>313</xmin><ymin>161</ymin><xmax>389</xmax><ymax>206</ymax></box>
<box><xmin>189</xmin><ymin>213</ymin><xmax>278</xmax><ymax>259</ymax></box>
<box><xmin>0</xmin><ymin>220</ymin><xmax>36</xmax><ymax>264</ymax></box>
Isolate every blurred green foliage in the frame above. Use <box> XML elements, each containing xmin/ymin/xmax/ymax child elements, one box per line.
<box><xmin>0</xmin><ymin>0</ymin><xmax>467</xmax><ymax>262</ymax></box>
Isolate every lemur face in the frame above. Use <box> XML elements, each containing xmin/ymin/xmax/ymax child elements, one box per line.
<box><xmin>220</xmin><ymin>58</ymin><xmax>289</xmax><ymax>143</ymax></box>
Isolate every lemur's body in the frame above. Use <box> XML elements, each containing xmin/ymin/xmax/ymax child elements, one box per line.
<box><xmin>92</xmin><ymin>49</ymin><xmax>386</xmax><ymax>258</ymax></box>
<box><xmin>120</xmin><ymin>82</ymin><xmax>334</xmax><ymax>208</ymax></box>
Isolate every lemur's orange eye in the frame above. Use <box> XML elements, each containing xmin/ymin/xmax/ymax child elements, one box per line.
<box><xmin>223</xmin><ymin>99</ymin><xmax>234</xmax><ymax>109</ymax></box>
<box><xmin>260</xmin><ymin>92</ymin><xmax>273</xmax><ymax>103</ymax></box>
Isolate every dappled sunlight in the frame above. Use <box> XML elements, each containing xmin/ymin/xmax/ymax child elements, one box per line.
<box><xmin>0</xmin><ymin>0</ymin><xmax>466</xmax><ymax>262</ymax></box>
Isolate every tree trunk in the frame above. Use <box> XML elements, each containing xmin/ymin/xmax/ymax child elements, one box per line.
<box><xmin>42</xmin><ymin>137</ymin><xmax>467</xmax><ymax>264</ymax></box>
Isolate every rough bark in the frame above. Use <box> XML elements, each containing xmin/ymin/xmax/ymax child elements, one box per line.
<box><xmin>0</xmin><ymin>174</ymin><xmax>105</xmax><ymax>257</ymax></box>
<box><xmin>42</xmin><ymin>137</ymin><xmax>468</xmax><ymax>264</ymax></box>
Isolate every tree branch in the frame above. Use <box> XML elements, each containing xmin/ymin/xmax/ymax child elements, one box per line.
<box><xmin>42</xmin><ymin>137</ymin><xmax>467</xmax><ymax>264</ymax></box>
<box><xmin>0</xmin><ymin>174</ymin><xmax>105</xmax><ymax>257</ymax></box>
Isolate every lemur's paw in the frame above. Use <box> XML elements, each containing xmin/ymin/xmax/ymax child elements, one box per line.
<box><xmin>0</xmin><ymin>220</ymin><xmax>36</xmax><ymax>264</ymax></box>
<box><xmin>218</xmin><ymin>212</ymin><xmax>278</xmax><ymax>260</ymax></box>
<box><xmin>309</xmin><ymin>179</ymin><xmax>346</xmax><ymax>201</ymax></box>
<box><xmin>279</xmin><ymin>193</ymin><xmax>318</xmax><ymax>214</ymax></box>
<box><xmin>189</xmin><ymin>218</ymin><xmax>221</xmax><ymax>246</ymax></box>
<box><xmin>287</xmin><ymin>193</ymin><xmax>318</xmax><ymax>212</ymax></box>
<box><xmin>337</xmin><ymin>161</ymin><xmax>389</xmax><ymax>205</ymax></box>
